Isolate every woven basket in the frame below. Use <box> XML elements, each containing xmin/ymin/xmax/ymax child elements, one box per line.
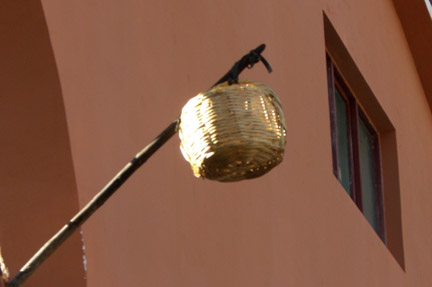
<box><xmin>179</xmin><ymin>80</ymin><xmax>286</xmax><ymax>182</ymax></box>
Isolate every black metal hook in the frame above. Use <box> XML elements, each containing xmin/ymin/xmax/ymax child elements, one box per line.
<box><xmin>213</xmin><ymin>44</ymin><xmax>273</xmax><ymax>87</ymax></box>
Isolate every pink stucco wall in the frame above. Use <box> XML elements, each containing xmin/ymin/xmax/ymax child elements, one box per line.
<box><xmin>0</xmin><ymin>1</ymin><xmax>86</xmax><ymax>286</ymax></box>
<box><xmin>1</xmin><ymin>0</ymin><xmax>432</xmax><ymax>286</ymax></box>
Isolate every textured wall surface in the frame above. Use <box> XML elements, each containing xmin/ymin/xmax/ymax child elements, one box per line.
<box><xmin>1</xmin><ymin>0</ymin><xmax>432</xmax><ymax>286</ymax></box>
<box><xmin>0</xmin><ymin>1</ymin><xmax>86</xmax><ymax>287</ymax></box>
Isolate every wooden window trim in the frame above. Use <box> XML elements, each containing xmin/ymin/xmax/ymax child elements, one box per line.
<box><xmin>327</xmin><ymin>53</ymin><xmax>386</xmax><ymax>242</ymax></box>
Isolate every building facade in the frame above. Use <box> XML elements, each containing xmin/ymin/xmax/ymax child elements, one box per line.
<box><xmin>1</xmin><ymin>0</ymin><xmax>432</xmax><ymax>286</ymax></box>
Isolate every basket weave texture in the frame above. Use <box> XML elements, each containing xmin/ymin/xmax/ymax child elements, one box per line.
<box><xmin>179</xmin><ymin>80</ymin><xmax>286</xmax><ymax>182</ymax></box>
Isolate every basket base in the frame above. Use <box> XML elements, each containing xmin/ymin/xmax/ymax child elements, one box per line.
<box><xmin>198</xmin><ymin>145</ymin><xmax>283</xmax><ymax>182</ymax></box>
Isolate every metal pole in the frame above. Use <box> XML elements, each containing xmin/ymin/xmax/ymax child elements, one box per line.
<box><xmin>6</xmin><ymin>119</ymin><xmax>180</xmax><ymax>287</ymax></box>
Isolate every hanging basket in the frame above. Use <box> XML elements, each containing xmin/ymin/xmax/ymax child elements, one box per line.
<box><xmin>179</xmin><ymin>80</ymin><xmax>286</xmax><ymax>182</ymax></box>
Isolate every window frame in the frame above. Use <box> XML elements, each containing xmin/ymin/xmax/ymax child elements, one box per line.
<box><xmin>326</xmin><ymin>54</ymin><xmax>386</xmax><ymax>242</ymax></box>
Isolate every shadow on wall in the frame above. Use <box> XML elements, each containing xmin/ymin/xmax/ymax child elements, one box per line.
<box><xmin>0</xmin><ymin>1</ymin><xmax>86</xmax><ymax>287</ymax></box>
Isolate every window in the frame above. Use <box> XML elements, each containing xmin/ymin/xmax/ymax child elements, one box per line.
<box><xmin>326</xmin><ymin>54</ymin><xmax>386</xmax><ymax>242</ymax></box>
<box><xmin>324</xmin><ymin>13</ymin><xmax>404</xmax><ymax>268</ymax></box>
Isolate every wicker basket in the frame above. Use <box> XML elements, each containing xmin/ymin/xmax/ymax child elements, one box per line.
<box><xmin>179</xmin><ymin>80</ymin><xmax>286</xmax><ymax>182</ymax></box>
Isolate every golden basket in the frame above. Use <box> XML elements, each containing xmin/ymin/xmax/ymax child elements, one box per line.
<box><xmin>179</xmin><ymin>80</ymin><xmax>286</xmax><ymax>182</ymax></box>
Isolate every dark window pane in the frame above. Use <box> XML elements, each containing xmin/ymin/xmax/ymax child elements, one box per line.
<box><xmin>358</xmin><ymin>117</ymin><xmax>379</xmax><ymax>233</ymax></box>
<box><xmin>335</xmin><ymin>88</ymin><xmax>352</xmax><ymax>195</ymax></box>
